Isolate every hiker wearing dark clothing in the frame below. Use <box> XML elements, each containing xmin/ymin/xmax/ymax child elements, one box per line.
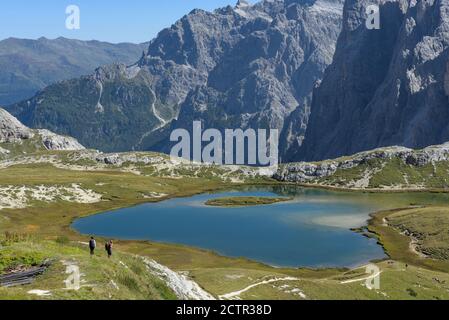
<box><xmin>89</xmin><ymin>237</ymin><xmax>96</xmax><ymax>256</ymax></box>
<box><xmin>105</xmin><ymin>240</ymin><xmax>113</xmax><ymax>258</ymax></box>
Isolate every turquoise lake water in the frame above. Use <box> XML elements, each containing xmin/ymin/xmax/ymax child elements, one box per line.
<box><xmin>72</xmin><ymin>186</ymin><xmax>449</xmax><ymax>268</ymax></box>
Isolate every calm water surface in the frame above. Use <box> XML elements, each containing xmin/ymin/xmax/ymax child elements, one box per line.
<box><xmin>72</xmin><ymin>186</ymin><xmax>449</xmax><ymax>268</ymax></box>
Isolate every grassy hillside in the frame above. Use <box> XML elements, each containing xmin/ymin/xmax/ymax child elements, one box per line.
<box><xmin>0</xmin><ymin>136</ymin><xmax>47</xmax><ymax>158</ymax></box>
<box><xmin>0</xmin><ymin>161</ymin><xmax>448</xmax><ymax>300</ymax></box>
<box><xmin>277</xmin><ymin>144</ymin><xmax>449</xmax><ymax>190</ymax></box>
<box><xmin>368</xmin><ymin>207</ymin><xmax>449</xmax><ymax>273</ymax></box>
<box><xmin>4</xmin><ymin>236</ymin><xmax>449</xmax><ymax>300</ymax></box>
<box><xmin>0</xmin><ymin>237</ymin><xmax>176</xmax><ymax>300</ymax></box>
<box><xmin>318</xmin><ymin>158</ymin><xmax>449</xmax><ymax>189</ymax></box>
<box><xmin>0</xmin><ymin>37</ymin><xmax>146</xmax><ymax>105</ymax></box>
<box><xmin>2</xmin><ymin>146</ymin><xmax>449</xmax><ymax>299</ymax></box>
<box><xmin>386</xmin><ymin>207</ymin><xmax>449</xmax><ymax>260</ymax></box>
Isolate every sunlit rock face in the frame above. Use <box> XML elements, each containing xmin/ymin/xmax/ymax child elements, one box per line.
<box><xmin>0</xmin><ymin>107</ymin><xmax>33</xmax><ymax>143</ymax></box>
<box><xmin>296</xmin><ymin>0</ymin><xmax>449</xmax><ymax>162</ymax></box>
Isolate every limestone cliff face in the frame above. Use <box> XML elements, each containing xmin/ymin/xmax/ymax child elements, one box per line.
<box><xmin>0</xmin><ymin>108</ymin><xmax>33</xmax><ymax>143</ymax></box>
<box><xmin>167</xmin><ymin>0</ymin><xmax>343</xmax><ymax>159</ymax></box>
<box><xmin>296</xmin><ymin>0</ymin><xmax>449</xmax><ymax>162</ymax></box>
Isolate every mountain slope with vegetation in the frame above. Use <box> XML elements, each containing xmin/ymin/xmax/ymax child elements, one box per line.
<box><xmin>277</xmin><ymin>143</ymin><xmax>449</xmax><ymax>190</ymax></box>
<box><xmin>0</xmin><ymin>238</ymin><xmax>177</xmax><ymax>300</ymax></box>
<box><xmin>0</xmin><ymin>37</ymin><xmax>146</xmax><ymax>105</ymax></box>
<box><xmin>7</xmin><ymin>0</ymin><xmax>343</xmax><ymax>155</ymax></box>
<box><xmin>0</xmin><ymin>108</ymin><xmax>84</xmax><ymax>159</ymax></box>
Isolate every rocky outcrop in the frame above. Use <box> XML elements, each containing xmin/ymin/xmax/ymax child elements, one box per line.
<box><xmin>276</xmin><ymin>141</ymin><xmax>449</xmax><ymax>184</ymax></box>
<box><xmin>0</xmin><ymin>108</ymin><xmax>33</xmax><ymax>143</ymax></box>
<box><xmin>296</xmin><ymin>0</ymin><xmax>449</xmax><ymax>161</ymax></box>
<box><xmin>0</xmin><ymin>108</ymin><xmax>84</xmax><ymax>152</ymax></box>
<box><xmin>93</xmin><ymin>152</ymin><xmax>163</xmax><ymax>166</ymax></box>
<box><xmin>0</xmin><ymin>146</ymin><xmax>10</xmax><ymax>155</ymax></box>
<box><xmin>37</xmin><ymin>129</ymin><xmax>85</xmax><ymax>151</ymax></box>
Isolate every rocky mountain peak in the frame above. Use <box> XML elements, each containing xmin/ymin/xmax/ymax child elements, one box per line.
<box><xmin>236</xmin><ymin>0</ymin><xmax>251</xmax><ymax>8</ymax></box>
<box><xmin>37</xmin><ymin>129</ymin><xmax>85</xmax><ymax>151</ymax></box>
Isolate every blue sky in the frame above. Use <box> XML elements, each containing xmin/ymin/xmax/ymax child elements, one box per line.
<box><xmin>0</xmin><ymin>0</ymin><xmax>254</xmax><ymax>43</ymax></box>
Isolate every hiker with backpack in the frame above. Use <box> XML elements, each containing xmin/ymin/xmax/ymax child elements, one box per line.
<box><xmin>89</xmin><ymin>237</ymin><xmax>96</xmax><ymax>256</ymax></box>
<box><xmin>105</xmin><ymin>240</ymin><xmax>113</xmax><ymax>258</ymax></box>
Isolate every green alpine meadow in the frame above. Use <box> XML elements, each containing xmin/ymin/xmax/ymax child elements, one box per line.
<box><xmin>2</xmin><ymin>0</ymin><xmax>449</xmax><ymax>305</ymax></box>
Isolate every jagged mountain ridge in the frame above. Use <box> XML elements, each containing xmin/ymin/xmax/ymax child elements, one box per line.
<box><xmin>295</xmin><ymin>0</ymin><xmax>449</xmax><ymax>161</ymax></box>
<box><xmin>0</xmin><ymin>37</ymin><xmax>147</xmax><ymax>105</ymax></box>
<box><xmin>159</xmin><ymin>0</ymin><xmax>343</xmax><ymax>159</ymax></box>
<box><xmin>7</xmin><ymin>0</ymin><xmax>344</xmax><ymax>156</ymax></box>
